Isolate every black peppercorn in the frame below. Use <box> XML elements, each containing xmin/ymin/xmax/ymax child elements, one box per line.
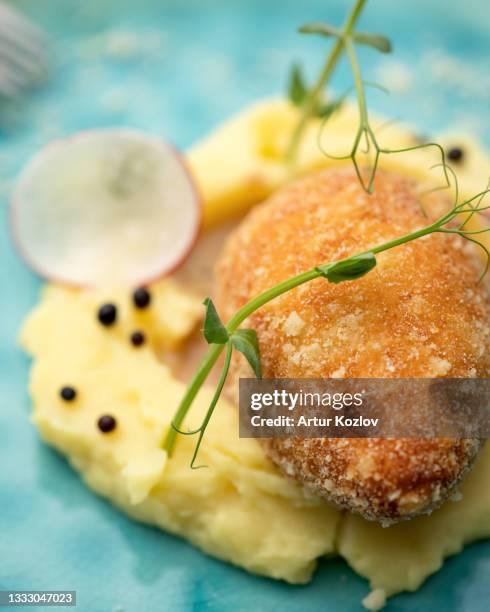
<box><xmin>447</xmin><ymin>147</ymin><xmax>464</xmax><ymax>163</ymax></box>
<box><xmin>133</xmin><ymin>287</ymin><xmax>151</xmax><ymax>309</ymax></box>
<box><xmin>130</xmin><ymin>331</ymin><xmax>146</xmax><ymax>347</ymax></box>
<box><xmin>60</xmin><ymin>386</ymin><xmax>77</xmax><ymax>402</ymax></box>
<box><xmin>98</xmin><ymin>303</ymin><xmax>117</xmax><ymax>326</ymax></box>
<box><xmin>98</xmin><ymin>414</ymin><xmax>117</xmax><ymax>433</ymax></box>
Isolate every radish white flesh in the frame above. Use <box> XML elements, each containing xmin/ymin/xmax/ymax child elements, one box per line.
<box><xmin>11</xmin><ymin>129</ymin><xmax>201</xmax><ymax>287</ymax></box>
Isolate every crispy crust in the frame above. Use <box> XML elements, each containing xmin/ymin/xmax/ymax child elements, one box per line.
<box><xmin>216</xmin><ymin>167</ymin><xmax>490</xmax><ymax>523</ymax></box>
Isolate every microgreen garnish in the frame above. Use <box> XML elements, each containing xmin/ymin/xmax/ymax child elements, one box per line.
<box><xmin>286</xmin><ymin>0</ymin><xmax>370</xmax><ymax>162</ymax></box>
<box><xmin>316</xmin><ymin>252</ymin><xmax>377</xmax><ymax>283</ymax></box>
<box><xmin>171</xmin><ymin>341</ymin><xmax>233</xmax><ymax>469</ymax></box>
<box><xmin>286</xmin><ymin>0</ymin><xmax>450</xmax><ymax>195</ymax></box>
<box><xmin>163</xmin><ymin>0</ymin><xmax>490</xmax><ymax>466</ymax></box>
<box><xmin>288</xmin><ymin>64</ymin><xmax>308</xmax><ymax>107</ymax></box>
<box><xmin>231</xmin><ymin>329</ymin><xmax>262</xmax><ymax>379</ymax></box>
<box><xmin>351</xmin><ymin>31</ymin><xmax>392</xmax><ymax>53</ymax></box>
<box><xmin>171</xmin><ymin>304</ymin><xmax>262</xmax><ymax>467</ymax></box>
<box><xmin>287</xmin><ymin>64</ymin><xmax>346</xmax><ymax>121</ymax></box>
<box><xmin>203</xmin><ymin>297</ymin><xmax>229</xmax><ymax>344</ymax></box>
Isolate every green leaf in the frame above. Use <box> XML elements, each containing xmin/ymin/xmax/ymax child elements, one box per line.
<box><xmin>316</xmin><ymin>252</ymin><xmax>377</xmax><ymax>284</ymax></box>
<box><xmin>288</xmin><ymin>63</ymin><xmax>308</xmax><ymax>106</ymax></box>
<box><xmin>363</xmin><ymin>80</ymin><xmax>390</xmax><ymax>94</ymax></box>
<box><xmin>315</xmin><ymin>96</ymin><xmax>344</xmax><ymax>119</ymax></box>
<box><xmin>231</xmin><ymin>329</ymin><xmax>262</xmax><ymax>379</ymax></box>
<box><xmin>299</xmin><ymin>21</ymin><xmax>341</xmax><ymax>39</ymax></box>
<box><xmin>353</xmin><ymin>31</ymin><xmax>392</xmax><ymax>53</ymax></box>
<box><xmin>203</xmin><ymin>298</ymin><xmax>229</xmax><ymax>344</ymax></box>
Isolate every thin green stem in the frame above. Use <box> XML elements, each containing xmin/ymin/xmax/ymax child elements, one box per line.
<box><xmin>163</xmin><ymin>342</ymin><xmax>223</xmax><ymax>453</ymax></box>
<box><xmin>345</xmin><ymin>37</ymin><xmax>367</xmax><ymax>124</ymax></box>
<box><xmin>227</xmin><ymin>269</ymin><xmax>319</xmax><ymax>330</ymax></box>
<box><xmin>344</xmin><ymin>36</ymin><xmax>382</xmax><ymax>193</ymax></box>
<box><xmin>286</xmin><ymin>0</ymin><xmax>368</xmax><ymax>161</ymax></box>
<box><xmin>188</xmin><ymin>341</ymin><xmax>234</xmax><ymax>469</ymax></box>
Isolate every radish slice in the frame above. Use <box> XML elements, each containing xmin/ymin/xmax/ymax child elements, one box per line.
<box><xmin>11</xmin><ymin>129</ymin><xmax>201</xmax><ymax>287</ymax></box>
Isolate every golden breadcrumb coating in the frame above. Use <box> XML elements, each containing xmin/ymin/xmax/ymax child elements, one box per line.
<box><xmin>216</xmin><ymin>167</ymin><xmax>490</xmax><ymax>523</ymax></box>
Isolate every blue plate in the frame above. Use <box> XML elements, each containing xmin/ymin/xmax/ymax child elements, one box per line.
<box><xmin>1</xmin><ymin>1</ymin><xmax>489</xmax><ymax>610</ymax></box>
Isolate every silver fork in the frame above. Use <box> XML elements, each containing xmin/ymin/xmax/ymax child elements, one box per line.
<box><xmin>0</xmin><ymin>2</ymin><xmax>48</xmax><ymax>98</ymax></box>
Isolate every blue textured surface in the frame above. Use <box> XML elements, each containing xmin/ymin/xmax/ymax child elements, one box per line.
<box><xmin>0</xmin><ymin>1</ymin><xmax>489</xmax><ymax>610</ymax></box>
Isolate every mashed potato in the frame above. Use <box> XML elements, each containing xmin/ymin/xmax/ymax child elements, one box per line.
<box><xmin>188</xmin><ymin>98</ymin><xmax>490</xmax><ymax>228</ymax></box>
<box><xmin>20</xmin><ymin>98</ymin><xmax>490</xmax><ymax>608</ymax></box>
<box><xmin>20</xmin><ymin>281</ymin><xmax>340</xmax><ymax>584</ymax></box>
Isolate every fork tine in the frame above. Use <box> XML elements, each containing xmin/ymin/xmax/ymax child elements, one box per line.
<box><xmin>0</xmin><ymin>2</ymin><xmax>48</xmax><ymax>94</ymax></box>
<box><xmin>0</xmin><ymin>3</ymin><xmax>48</xmax><ymax>65</ymax></box>
<box><xmin>0</xmin><ymin>41</ymin><xmax>46</xmax><ymax>79</ymax></box>
<box><xmin>0</xmin><ymin>22</ymin><xmax>48</xmax><ymax>65</ymax></box>
<box><xmin>0</xmin><ymin>4</ymin><xmax>46</xmax><ymax>45</ymax></box>
<box><xmin>0</xmin><ymin>64</ymin><xmax>23</xmax><ymax>97</ymax></box>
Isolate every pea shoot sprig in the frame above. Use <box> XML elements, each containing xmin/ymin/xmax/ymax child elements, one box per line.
<box><xmin>286</xmin><ymin>0</ymin><xmax>450</xmax><ymax>194</ymax></box>
<box><xmin>163</xmin><ymin>0</ymin><xmax>490</xmax><ymax>466</ymax></box>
